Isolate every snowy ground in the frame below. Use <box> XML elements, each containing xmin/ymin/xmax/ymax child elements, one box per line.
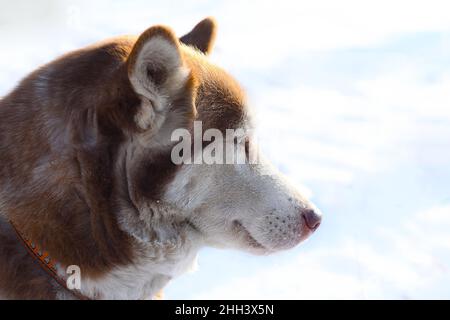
<box><xmin>1</xmin><ymin>0</ymin><xmax>449</xmax><ymax>299</ymax></box>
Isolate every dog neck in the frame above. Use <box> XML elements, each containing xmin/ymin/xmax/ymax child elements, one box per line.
<box><xmin>76</xmin><ymin>201</ymin><xmax>202</xmax><ymax>300</ymax></box>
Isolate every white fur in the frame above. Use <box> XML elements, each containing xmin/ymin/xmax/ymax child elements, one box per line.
<box><xmin>163</xmin><ymin>137</ymin><xmax>319</xmax><ymax>253</ymax></box>
<box><xmin>78</xmin><ymin>202</ymin><xmax>201</xmax><ymax>300</ymax></box>
<box><xmin>134</xmin><ymin>99</ymin><xmax>157</xmax><ymax>131</ymax></box>
<box><xmin>79</xmin><ymin>244</ymin><xmax>199</xmax><ymax>300</ymax></box>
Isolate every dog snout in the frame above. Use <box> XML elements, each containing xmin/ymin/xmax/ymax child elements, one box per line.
<box><xmin>301</xmin><ymin>208</ymin><xmax>322</xmax><ymax>231</ymax></box>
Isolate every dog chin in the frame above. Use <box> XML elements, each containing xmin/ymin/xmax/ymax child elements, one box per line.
<box><xmin>232</xmin><ymin>221</ymin><xmax>273</xmax><ymax>255</ymax></box>
<box><xmin>232</xmin><ymin>220</ymin><xmax>311</xmax><ymax>254</ymax></box>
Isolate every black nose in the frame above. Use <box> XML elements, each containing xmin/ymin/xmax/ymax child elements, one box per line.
<box><xmin>302</xmin><ymin>209</ymin><xmax>322</xmax><ymax>231</ymax></box>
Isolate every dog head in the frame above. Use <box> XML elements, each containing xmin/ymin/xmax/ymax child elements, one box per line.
<box><xmin>0</xmin><ymin>18</ymin><xmax>321</xmax><ymax>272</ymax></box>
<box><xmin>122</xmin><ymin>18</ymin><xmax>322</xmax><ymax>254</ymax></box>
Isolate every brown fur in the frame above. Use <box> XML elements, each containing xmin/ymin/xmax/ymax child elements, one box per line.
<box><xmin>0</xmin><ymin>21</ymin><xmax>246</xmax><ymax>299</ymax></box>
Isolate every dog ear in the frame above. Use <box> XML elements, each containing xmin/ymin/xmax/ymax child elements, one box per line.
<box><xmin>127</xmin><ymin>26</ymin><xmax>191</xmax><ymax>130</ymax></box>
<box><xmin>180</xmin><ymin>17</ymin><xmax>217</xmax><ymax>55</ymax></box>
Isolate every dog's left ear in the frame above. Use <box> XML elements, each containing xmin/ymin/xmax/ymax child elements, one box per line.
<box><xmin>180</xmin><ymin>17</ymin><xmax>217</xmax><ymax>55</ymax></box>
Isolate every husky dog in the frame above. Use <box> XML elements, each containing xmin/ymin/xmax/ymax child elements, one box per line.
<box><xmin>0</xmin><ymin>18</ymin><xmax>321</xmax><ymax>299</ymax></box>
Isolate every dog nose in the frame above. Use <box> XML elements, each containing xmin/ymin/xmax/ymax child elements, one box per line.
<box><xmin>302</xmin><ymin>209</ymin><xmax>322</xmax><ymax>231</ymax></box>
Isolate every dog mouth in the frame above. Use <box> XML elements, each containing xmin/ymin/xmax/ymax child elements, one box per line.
<box><xmin>232</xmin><ymin>220</ymin><xmax>267</xmax><ymax>251</ymax></box>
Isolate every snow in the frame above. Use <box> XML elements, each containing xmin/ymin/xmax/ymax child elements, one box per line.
<box><xmin>1</xmin><ymin>0</ymin><xmax>449</xmax><ymax>299</ymax></box>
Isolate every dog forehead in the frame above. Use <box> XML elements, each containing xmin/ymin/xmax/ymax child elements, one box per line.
<box><xmin>196</xmin><ymin>77</ymin><xmax>248</xmax><ymax>132</ymax></box>
<box><xmin>182</xmin><ymin>47</ymin><xmax>249</xmax><ymax>132</ymax></box>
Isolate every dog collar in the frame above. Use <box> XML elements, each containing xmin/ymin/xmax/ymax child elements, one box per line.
<box><xmin>9</xmin><ymin>220</ymin><xmax>90</xmax><ymax>300</ymax></box>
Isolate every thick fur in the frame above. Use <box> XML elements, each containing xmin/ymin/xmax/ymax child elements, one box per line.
<box><xmin>0</xmin><ymin>18</ymin><xmax>321</xmax><ymax>300</ymax></box>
